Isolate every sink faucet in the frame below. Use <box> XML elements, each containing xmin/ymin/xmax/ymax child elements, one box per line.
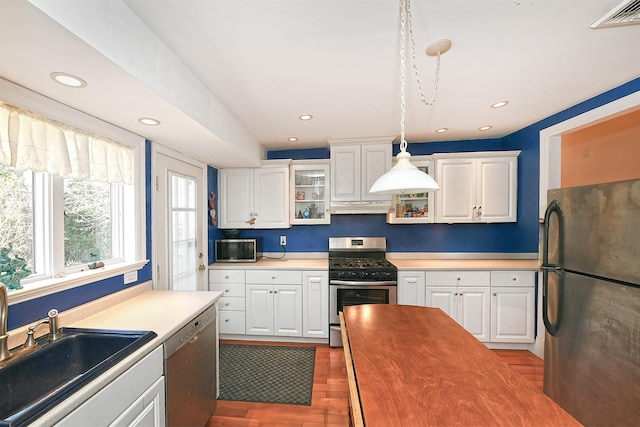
<box><xmin>0</xmin><ymin>284</ymin><xmax>10</xmax><ymax>362</ymax></box>
<box><xmin>23</xmin><ymin>309</ymin><xmax>61</xmax><ymax>347</ymax></box>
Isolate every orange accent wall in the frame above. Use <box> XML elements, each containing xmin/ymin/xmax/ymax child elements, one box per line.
<box><xmin>561</xmin><ymin>109</ymin><xmax>640</xmax><ymax>188</ymax></box>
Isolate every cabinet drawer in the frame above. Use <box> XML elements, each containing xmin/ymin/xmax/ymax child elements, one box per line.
<box><xmin>210</xmin><ymin>282</ymin><xmax>245</xmax><ymax>297</ymax></box>
<box><xmin>246</xmin><ymin>270</ymin><xmax>302</xmax><ymax>284</ymax></box>
<box><xmin>491</xmin><ymin>270</ymin><xmax>536</xmax><ymax>287</ymax></box>
<box><xmin>219</xmin><ymin>311</ymin><xmax>246</xmax><ymax>335</ymax></box>
<box><xmin>209</xmin><ymin>269</ymin><xmax>245</xmax><ymax>284</ymax></box>
<box><xmin>218</xmin><ymin>296</ymin><xmax>245</xmax><ymax>311</ymax></box>
<box><xmin>426</xmin><ymin>270</ymin><xmax>490</xmax><ymax>286</ymax></box>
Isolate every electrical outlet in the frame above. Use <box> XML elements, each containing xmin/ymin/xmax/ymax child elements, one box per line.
<box><xmin>280</xmin><ymin>235</ymin><xmax>287</xmax><ymax>246</ymax></box>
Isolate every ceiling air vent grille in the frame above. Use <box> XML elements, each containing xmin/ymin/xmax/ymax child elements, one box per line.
<box><xmin>591</xmin><ymin>0</ymin><xmax>640</xmax><ymax>28</ymax></box>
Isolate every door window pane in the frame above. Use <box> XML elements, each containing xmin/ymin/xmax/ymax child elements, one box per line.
<box><xmin>170</xmin><ymin>173</ymin><xmax>198</xmax><ymax>290</ymax></box>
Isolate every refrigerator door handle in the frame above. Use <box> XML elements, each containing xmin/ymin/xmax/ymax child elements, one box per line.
<box><xmin>542</xmin><ymin>266</ymin><xmax>563</xmax><ymax>336</ymax></box>
<box><xmin>542</xmin><ymin>199</ymin><xmax>563</xmax><ymax>267</ymax></box>
<box><xmin>542</xmin><ymin>199</ymin><xmax>564</xmax><ymax>336</ymax></box>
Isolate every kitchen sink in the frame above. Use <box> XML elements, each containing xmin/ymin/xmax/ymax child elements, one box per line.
<box><xmin>0</xmin><ymin>327</ymin><xmax>157</xmax><ymax>427</ymax></box>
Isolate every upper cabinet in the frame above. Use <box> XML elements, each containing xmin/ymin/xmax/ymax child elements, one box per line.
<box><xmin>290</xmin><ymin>160</ymin><xmax>331</xmax><ymax>225</ymax></box>
<box><xmin>434</xmin><ymin>151</ymin><xmax>519</xmax><ymax>223</ymax></box>
<box><xmin>387</xmin><ymin>157</ymin><xmax>435</xmax><ymax>224</ymax></box>
<box><xmin>218</xmin><ymin>160</ymin><xmax>291</xmax><ymax>229</ymax></box>
<box><xmin>328</xmin><ymin>137</ymin><xmax>393</xmax><ymax>214</ymax></box>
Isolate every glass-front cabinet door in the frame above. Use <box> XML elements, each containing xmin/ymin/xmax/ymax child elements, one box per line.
<box><xmin>290</xmin><ymin>161</ymin><xmax>331</xmax><ymax>225</ymax></box>
<box><xmin>387</xmin><ymin>157</ymin><xmax>436</xmax><ymax>224</ymax></box>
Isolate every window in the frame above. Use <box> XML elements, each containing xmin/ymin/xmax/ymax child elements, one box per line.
<box><xmin>0</xmin><ymin>84</ymin><xmax>146</xmax><ymax>303</ymax></box>
<box><xmin>0</xmin><ymin>165</ymin><xmax>137</xmax><ymax>287</ymax></box>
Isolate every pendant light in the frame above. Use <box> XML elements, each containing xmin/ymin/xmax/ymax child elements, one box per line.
<box><xmin>370</xmin><ymin>0</ymin><xmax>450</xmax><ymax>195</ymax></box>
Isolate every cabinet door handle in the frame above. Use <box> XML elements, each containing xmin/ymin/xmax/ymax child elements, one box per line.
<box><xmin>225</xmin><ymin>302</ymin><xmax>230</xmax><ymax>306</ymax></box>
<box><xmin>224</xmin><ymin>275</ymin><xmax>229</xmax><ymax>279</ymax></box>
<box><xmin>225</xmin><ymin>319</ymin><xmax>229</xmax><ymax>322</ymax></box>
<box><xmin>477</xmin><ymin>206</ymin><xmax>482</xmax><ymax>216</ymax></box>
<box><xmin>493</xmin><ymin>293</ymin><xmax>497</xmax><ymax>296</ymax></box>
<box><xmin>512</xmin><ymin>277</ymin><xmax>517</xmax><ymax>281</ymax></box>
<box><xmin>459</xmin><ymin>293</ymin><xmax>464</xmax><ymax>296</ymax></box>
<box><xmin>225</xmin><ymin>289</ymin><xmax>230</xmax><ymax>293</ymax></box>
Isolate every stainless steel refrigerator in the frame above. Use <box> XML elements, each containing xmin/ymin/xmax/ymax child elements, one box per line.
<box><xmin>542</xmin><ymin>178</ymin><xmax>640</xmax><ymax>426</ymax></box>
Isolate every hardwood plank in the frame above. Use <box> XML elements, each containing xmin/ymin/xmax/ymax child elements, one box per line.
<box><xmin>208</xmin><ymin>338</ymin><xmax>548</xmax><ymax>426</ymax></box>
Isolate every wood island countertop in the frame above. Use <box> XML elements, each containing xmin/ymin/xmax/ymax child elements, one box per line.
<box><xmin>341</xmin><ymin>305</ymin><xmax>580</xmax><ymax>427</ymax></box>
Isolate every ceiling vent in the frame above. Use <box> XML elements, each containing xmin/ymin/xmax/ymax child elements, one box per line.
<box><xmin>591</xmin><ymin>0</ymin><xmax>640</xmax><ymax>28</ymax></box>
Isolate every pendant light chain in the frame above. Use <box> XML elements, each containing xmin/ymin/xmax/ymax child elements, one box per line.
<box><xmin>399</xmin><ymin>0</ymin><xmax>408</xmax><ymax>152</ymax></box>
<box><xmin>406</xmin><ymin>0</ymin><xmax>442</xmax><ymax>107</ymax></box>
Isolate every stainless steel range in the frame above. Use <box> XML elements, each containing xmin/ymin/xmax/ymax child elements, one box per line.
<box><xmin>328</xmin><ymin>237</ymin><xmax>397</xmax><ymax>347</ymax></box>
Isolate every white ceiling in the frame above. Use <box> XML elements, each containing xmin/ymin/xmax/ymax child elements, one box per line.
<box><xmin>1</xmin><ymin>0</ymin><xmax>639</xmax><ymax>168</ymax></box>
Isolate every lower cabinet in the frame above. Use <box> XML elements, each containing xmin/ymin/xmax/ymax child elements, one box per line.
<box><xmin>209</xmin><ymin>269</ymin><xmax>246</xmax><ymax>335</ymax></box>
<box><xmin>54</xmin><ymin>346</ymin><xmax>165</xmax><ymax>427</ymax></box>
<box><xmin>245</xmin><ymin>270</ymin><xmax>303</xmax><ymax>337</ymax></box>
<box><xmin>302</xmin><ymin>271</ymin><xmax>329</xmax><ymax>338</ymax></box>
<box><xmin>398</xmin><ymin>271</ymin><xmax>426</xmax><ymax>306</ymax></box>
<box><xmin>490</xmin><ymin>271</ymin><xmax>536</xmax><ymax>343</ymax></box>
<box><xmin>211</xmin><ymin>268</ymin><xmax>329</xmax><ymax>340</ymax></box>
<box><xmin>425</xmin><ymin>270</ymin><xmax>491</xmax><ymax>342</ymax></box>
<box><xmin>399</xmin><ymin>269</ymin><xmax>536</xmax><ymax>345</ymax></box>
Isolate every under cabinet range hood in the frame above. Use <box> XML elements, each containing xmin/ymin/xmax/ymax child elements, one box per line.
<box><xmin>330</xmin><ymin>200</ymin><xmax>392</xmax><ymax>214</ymax></box>
<box><xmin>328</xmin><ymin>137</ymin><xmax>394</xmax><ymax>214</ymax></box>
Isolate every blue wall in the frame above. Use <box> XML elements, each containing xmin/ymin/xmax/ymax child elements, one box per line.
<box><xmin>211</xmin><ymin>77</ymin><xmax>640</xmax><ymax>255</ymax></box>
<box><xmin>7</xmin><ymin>141</ymin><xmax>155</xmax><ymax>330</ymax></box>
<box><xmin>9</xmin><ymin>78</ymin><xmax>640</xmax><ymax>329</ymax></box>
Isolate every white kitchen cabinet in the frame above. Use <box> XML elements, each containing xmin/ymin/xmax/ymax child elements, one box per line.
<box><xmin>397</xmin><ymin>271</ymin><xmax>426</xmax><ymax>306</ymax></box>
<box><xmin>302</xmin><ymin>271</ymin><xmax>329</xmax><ymax>338</ymax></box>
<box><xmin>425</xmin><ymin>271</ymin><xmax>491</xmax><ymax>342</ymax></box>
<box><xmin>490</xmin><ymin>271</ymin><xmax>536</xmax><ymax>343</ymax></box>
<box><xmin>209</xmin><ymin>269</ymin><xmax>246</xmax><ymax>335</ymax></box>
<box><xmin>434</xmin><ymin>151</ymin><xmax>519</xmax><ymax>223</ymax></box>
<box><xmin>387</xmin><ymin>157</ymin><xmax>436</xmax><ymax>224</ymax></box>
<box><xmin>290</xmin><ymin>161</ymin><xmax>331</xmax><ymax>225</ymax></box>
<box><xmin>54</xmin><ymin>346</ymin><xmax>165</xmax><ymax>427</ymax></box>
<box><xmin>328</xmin><ymin>137</ymin><xmax>393</xmax><ymax>213</ymax></box>
<box><xmin>218</xmin><ymin>160</ymin><xmax>291</xmax><ymax>229</ymax></box>
<box><xmin>245</xmin><ymin>270</ymin><xmax>303</xmax><ymax>337</ymax></box>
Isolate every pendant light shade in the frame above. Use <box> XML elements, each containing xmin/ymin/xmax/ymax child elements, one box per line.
<box><xmin>369</xmin><ymin>151</ymin><xmax>440</xmax><ymax>194</ymax></box>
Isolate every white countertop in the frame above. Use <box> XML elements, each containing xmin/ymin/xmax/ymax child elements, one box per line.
<box><xmin>210</xmin><ymin>258</ymin><xmax>328</xmax><ymax>269</ymax></box>
<box><xmin>209</xmin><ymin>258</ymin><xmax>539</xmax><ymax>271</ymax></box>
<box><xmin>31</xmin><ymin>289</ymin><xmax>222</xmax><ymax>426</ymax></box>
<box><xmin>388</xmin><ymin>258</ymin><xmax>540</xmax><ymax>270</ymax></box>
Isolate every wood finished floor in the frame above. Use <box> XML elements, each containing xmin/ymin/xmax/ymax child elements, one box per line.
<box><xmin>207</xmin><ymin>341</ymin><xmax>544</xmax><ymax>427</ymax></box>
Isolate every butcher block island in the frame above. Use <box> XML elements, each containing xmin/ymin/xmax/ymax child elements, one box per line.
<box><xmin>341</xmin><ymin>305</ymin><xmax>580</xmax><ymax>426</ymax></box>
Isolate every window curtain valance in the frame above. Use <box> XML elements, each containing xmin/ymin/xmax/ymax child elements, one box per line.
<box><xmin>0</xmin><ymin>103</ymin><xmax>134</xmax><ymax>184</ymax></box>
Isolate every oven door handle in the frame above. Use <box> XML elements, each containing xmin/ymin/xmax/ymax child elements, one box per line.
<box><xmin>330</xmin><ymin>280</ymin><xmax>397</xmax><ymax>286</ymax></box>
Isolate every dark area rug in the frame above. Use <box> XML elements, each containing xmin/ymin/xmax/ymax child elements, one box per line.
<box><xmin>218</xmin><ymin>344</ymin><xmax>316</xmax><ymax>405</ymax></box>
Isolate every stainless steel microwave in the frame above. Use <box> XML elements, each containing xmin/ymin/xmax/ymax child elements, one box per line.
<box><xmin>215</xmin><ymin>239</ymin><xmax>259</xmax><ymax>262</ymax></box>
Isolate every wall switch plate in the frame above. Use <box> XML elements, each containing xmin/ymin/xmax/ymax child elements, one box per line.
<box><xmin>123</xmin><ymin>270</ymin><xmax>138</xmax><ymax>285</ymax></box>
<box><xmin>280</xmin><ymin>235</ymin><xmax>286</xmax><ymax>246</ymax></box>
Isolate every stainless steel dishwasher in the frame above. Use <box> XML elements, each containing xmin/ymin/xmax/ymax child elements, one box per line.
<box><xmin>164</xmin><ymin>304</ymin><xmax>217</xmax><ymax>426</ymax></box>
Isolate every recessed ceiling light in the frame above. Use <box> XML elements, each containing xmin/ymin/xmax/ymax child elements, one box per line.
<box><xmin>478</xmin><ymin>126</ymin><xmax>492</xmax><ymax>131</ymax></box>
<box><xmin>50</xmin><ymin>72</ymin><xmax>87</xmax><ymax>88</ymax></box>
<box><xmin>138</xmin><ymin>117</ymin><xmax>160</xmax><ymax>126</ymax></box>
<box><xmin>288</xmin><ymin>137</ymin><xmax>298</xmax><ymax>142</ymax></box>
<box><xmin>435</xmin><ymin>128</ymin><xmax>448</xmax><ymax>133</ymax></box>
<box><xmin>298</xmin><ymin>114</ymin><xmax>313</xmax><ymax>121</ymax></box>
<box><xmin>491</xmin><ymin>101</ymin><xmax>509</xmax><ymax>108</ymax></box>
